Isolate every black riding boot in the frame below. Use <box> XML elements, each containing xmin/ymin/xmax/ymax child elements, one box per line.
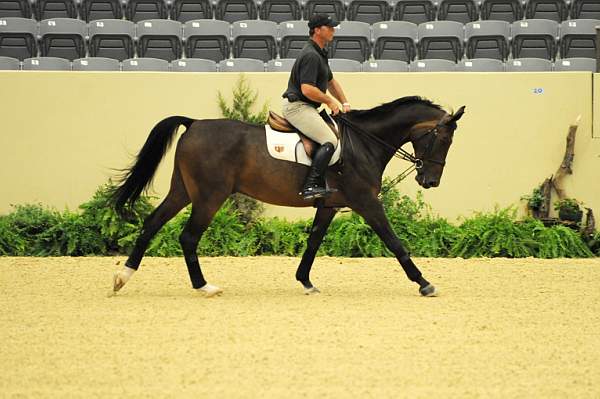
<box><xmin>300</xmin><ymin>142</ymin><xmax>337</xmax><ymax>200</ymax></box>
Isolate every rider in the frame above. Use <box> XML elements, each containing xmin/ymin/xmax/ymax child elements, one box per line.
<box><xmin>282</xmin><ymin>14</ymin><xmax>351</xmax><ymax>200</ymax></box>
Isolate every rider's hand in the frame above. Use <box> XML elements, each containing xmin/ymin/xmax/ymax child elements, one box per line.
<box><xmin>342</xmin><ymin>103</ymin><xmax>351</xmax><ymax>113</ymax></box>
<box><xmin>328</xmin><ymin>101</ymin><xmax>340</xmax><ymax>115</ymax></box>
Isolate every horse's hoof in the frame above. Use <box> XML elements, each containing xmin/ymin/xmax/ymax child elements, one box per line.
<box><xmin>198</xmin><ymin>284</ymin><xmax>223</xmax><ymax>298</ymax></box>
<box><xmin>419</xmin><ymin>284</ymin><xmax>437</xmax><ymax>297</ymax></box>
<box><xmin>111</xmin><ymin>272</ymin><xmax>127</xmax><ymax>294</ymax></box>
<box><xmin>304</xmin><ymin>286</ymin><xmax>321</xmax><ymax>295</ymax></box>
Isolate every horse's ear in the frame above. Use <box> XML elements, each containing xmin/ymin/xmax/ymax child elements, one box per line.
<box><xmin>449</xmin><ymin>106</ymin><xmax>466</xmax><ymax>123</ymax></box>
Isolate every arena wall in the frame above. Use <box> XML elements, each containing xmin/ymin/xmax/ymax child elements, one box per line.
<box><xmin>1</xmin><ymin>71</ymin><xmax>598</xmax><ymax>221</ymax></box>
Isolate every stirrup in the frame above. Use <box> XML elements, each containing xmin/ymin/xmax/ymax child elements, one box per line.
<box><xmin>299</xmin><ymin>185</ymin><xmax>338</xmax><ymax>200</ymax></box>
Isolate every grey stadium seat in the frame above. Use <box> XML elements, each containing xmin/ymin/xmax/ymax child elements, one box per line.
<box><xmin>571</xmin><ymin>0</ymin><xmax>600</xmax><ymax>19</ymax></box>
<box><xmin>136</xmin><ymin>19</ymin><xmax>183</xmax><ymax>62</ymax></box>
<box><xmin>329</xmin><ymin>21</ymin><xmax>371</xmax><ymax>62</ymax></box>
<box><xmin>328</xmin><ymin>58</ymin><xmax>362</xmax><ymax>71</ymax></box>
<box><xmin>88</xmin><ymin>19</ymin><xmax>135</xmax><ymax>62</ymax></box>
<box><xmin>511</xmin><ymin>19</ymin><xmax>559</xmax><ymax>60</ymax></box>
<box><xmin>171</xmin><ymin>58</ymin><xmax>217</xmax><ymax>71</ymax></box>
<box><xmin>409</xmin><ymin>58</ymin><xmax>458</xmax><ymax>71</ymax></box>
<box><xmin>525</xmin><ymin>0</ymin><xmax>568</xmax><ymax>22</ymax></box>
<box><xmin>278</xmin><ymin>20</ymin><xmax>308</xmax><ymax>59</ymax></box>
<box><xmin>232</xmin><ymin>20</ymin><xmax>278</xmax><ymax>62</ymax></box>
<box><xmin>480</xmin><ymin>0</ymin><xmax>523</xmax><ymax>23</ymax></box>
<box><xmin>393</xmin><ymin>0</ymin><xmax>436</xmax><ymax>25</ymax></box>
<box><xmin>36</xmin><ymin>0</ymin><xmax>77</xmax><ymax>20</ymax></box>
<box><xmin>72</xmin><ymin>57</ymin><xmax>121</xmax><ymax>70</ymax></box>
<box><xmin>0</xmin><ymin>55</ymin><xmax>19</xmax><ymax>68</ymax></box>
<box><xmin>259</xmin><ymin>0</ymin><xmax>301</xmax><ymax>23</ymax></box>
<box><xmin>218</xmin><ymin>57</ymin><xmax>265</xmax><ymax>71</ymax></box>
<box><xmin>0</xmin><ymin>17</ymin><xmax>37</xmax><ymax>61</ymax></box>
<box><xmin>171</xmin><ymin>0</ymin><xmax>213</xmax><ymax>22</ymax></box>
<box><xmin>122</xmin><ymin>57</ymin><xmax>170</xmax><ymax>70</ymax></box>
<box><xmin>505</xmin><ymin>57</ymin><xmax>553</xmax><ymax>71</ymax></box>
<box><xmin>22</xmin><ymin>56</ymin><xmax>71</xmax><ymax>70</ymax></box>
<box><xmin>303</xmin><ymin>0</ymin><xmax>345</xmax><ymax>21</ymax></box>
<box><xmin>554</xmin><ymin>57</ymin><xmax>596</xmax><ymax>71</ymax></box>
<box><xmin>80</xmin><ymin>0</ymin><xmax>123</xmax><ymax>22</ymax></box>
<box><xmin>437</xmin><ymin>0</ymin><xmax>478</xmax><ymax>24</ymax></box>
<box><xmin>459</xmin><ymin>58</ymin><xmax>505</xmax><ymax>71</ymax></box>
<box><xmin>39</xmin><ymin>18</ymin><xmax>86</xmax><ymax>61</ymax></box>
<box><xmin>465</xmin><ymin>20</ymin><xmax>510</xmax><ymax>60</ymax></box>
<box><xmin>346</xmin><ymin>0</ymin><xmax>391</xmax><ymax>24</ymax></box>
<box><xmin>417</xmin><ymin>20</ymin><xmax>464</xmax><ymax>62</ymax></box>
<box><xmin>125</xmin><ymin>0</ymin><xmax>168</xmax><ymax>22</ymax></box>
<box><xmin>560</xmin><ymin>19</ymin><xmax>599</xmax><ymax>59</ymax></box>
<box><xmin>362</xmin><ymin>59</ymin><xmax>409</xmax><ymax>71</ymax></box>
<box><xmin>0</xmin><ymin>0</ymin><xmax>33</xmax><ymax>18</ymax></box>
<box><xmin>184</xmin><ymin>19</ymin><xmax>230</xmax><ymax>62</ymax></box>
<box><xmin>215</xmin><ymin>0</ymin><xmax>257</xmax><ymax>23</ymax></box>
<box><xmin>266</xmin><ymin>57</ymin><xmax>295</xmax><ymax>71</ymax></box>
<box><xmin>372</xmin><ymin>21</ymin><xmax>417</xmax><ymax>62</ymax></box>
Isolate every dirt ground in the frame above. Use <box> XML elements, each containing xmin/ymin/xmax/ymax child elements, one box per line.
<box><xmin>1</xmin><ymin>256</ymin><xmax>599</xmax><ymax>398</ymax></box>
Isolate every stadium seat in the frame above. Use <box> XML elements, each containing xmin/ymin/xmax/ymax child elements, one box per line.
<box><xmin>171</xmin><ymin>57</ymin><xmax>217</xmax><ymax>71</ymax></box>
<box><xmin>553</xmin><ymin>57</ymin><xmax>596</xmax><ymax>71</ymax></box>
<box><xmin>136</xmin><ymin>19</ymin><xmax>183</xmax><ymax>62</ymax></box>
<box><xmin>39</xmin><ymin>18</ymin><xmax>86</xmax><ymax>61</ymax></box>
<box><xmin>571</xmin><ymin>0</ymin><xmax>600</xmax><ymax>19</ymax></box>
<box><xmin>437</xmin><ymin>0</ymin><xmax>478</xmax><ymax>24</ymax></box>
<box><xmin>409</xmin><ymin>58</ymin><xmax>458</xmax><ymax>71</ymax></box>
<box><xmin>122</xmin><ymin>57</ymin><xmax>169</xmax><ymax>70</ymax></box>
<box><xmin>218</xmin><ymin>57</ymin><xmax>265</xmax><ymax>71</ymax></box>
<box><xmin>459</xmin><ymin>57</ymin><xmax>504</xmax><ymax>71</ymax></box>
<box><xmin>36</xmin><ymin>0</ymin><xmax>77</xmax><ymax>19</ymax></box>
<box><xmin>480</xmin><ymin>0</ymin><xmax>523</xmax><ymax>22</ymax></box>
<box><xmin>393</xmin><ymin>0</ymin><xmax>436</xmax><ymax>25</ymax></box>
<box><xmin>417</xmin><ymin>20</ymin><xmax>464</xmax><ymax>62</ymax></box>
<box><xmin>125</xmin><ymin>0</ymin><xmax>168</xmax><ymax>22</ymax></box>
<box><xmin>259</xmin><ymin>0</ymin><xmax>301</xmax><ymax>23</ymax></box>
<box><xmin>362</xmin><ymin>59</ymin><xmax>409</xmax><ymax>71</ymax></box>
<box><xmin>505</xmin><ymin>57</ymin><xmax>553</xmax><ymax>71</ymax></box>
<box><xmin>0</xmin><ymin>17</ymin><xmax>37</xmax><ymax>61</ymax></box>
<box><xmin>266</xmin><ymin>57</ymin><xmax>295</xmax><ymax>71</ymax></box>
<box><xmin>524</xmin><ymin>0</ymin><xmax>568</xmax><ymax>22</ymax></box>
<box><xmin>346</xmin><ymin>0</ymin><xmax>391</xmax><ymax>24</ymax></box>
<box><xmin>328</xmin><ymin>58</ymin><xmax>362</xmax><ymax>71</ymax></box>
<box><xmin>88</xmin><ymin>19</ymin><xmax>135</xmax><ymax>62</ymax></box>
<box><xmin>302</xmin><ymin>0</ymin><xmax>345</xmax><ymax>21</ymax></box>
<box><xmin>232</xmin><ymin>20</ymin><xmax>278</xmax><ymax>62</ymax></box>
<box><xmin>465</xmin><ymin>20</ymin><xmax>510</xmax><ymax>60</ymax></box>
<box><xmin>22</xmin><ymin>56</ymin><xmax>71</xmax><ymax>69</ymax></box>
<box><xmin>560</xmin><ymin>19</ymin><xmax>598</xmax><ymax>59</ymax></box>
<box><xmin>215</xmin><ymin>0</ymin><xmax>257</xmax><ymax>23</ymax></box>
<box><xmin>171</xmin><ymin>0</ymin><xmax>213</xmax><ymax>22</ymax></box>
<box><xmin>372</xmin><ymin>20</ymin><xmax>417</xmax><ymax>62</ymax></box>
<box><xmin>72</xmin><ymin>56</ymin><xmax>121</xmax><ymax>70</ymax></box>
<box><xmin>329</xmin><ymin>21</ymin><xmax>371</xmax><ymax>62</ymax></box>
<box><xmin>80</xmin><ymin>0</ymin><xmax>123</xmax><ymax>22</ymax></box>
<box><xmin>0</xmin><ymin>0</ymin><xmax>33</xmax><ymax>18</ymax></box>
<box><xmin>184</xmin><ymin>19</ymin><xmax>230</xmax><ymax>62</ymax></box>
<box><xmin>0</xmin><ymin>54</ymin><xmax>19</xmax><ymax>68</ymax></box>
<box><xmin>511</xmin><ymin>19</ymin><xmax>559</xmax><ymax>60</ymax></box>
<box><xmin>278</xmin><ymin>19</ymin><xmax>308</xmax><ymax>59</ymax></box>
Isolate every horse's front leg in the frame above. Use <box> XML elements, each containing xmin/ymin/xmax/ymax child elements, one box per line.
<box><xmin>354</xmin><ymin>199</ymin><xmax>437</xmax><ymax>297</ymax></box>
<box><xmin>296</xmin><ymin>206</ymin><xmax>337</xmax><ymax>294</ymax></box>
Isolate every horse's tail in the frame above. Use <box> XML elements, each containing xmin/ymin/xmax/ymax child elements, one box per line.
<box><xmin>111</xmin><ymin>116</ymin><xmax>195</xmax><ymax>215</ymax></box>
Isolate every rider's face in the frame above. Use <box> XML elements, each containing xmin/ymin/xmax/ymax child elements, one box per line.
<box><xmin>315</xmin><ymin>25</ymin><xmax>335</xmax><ymax>43</ymax></box>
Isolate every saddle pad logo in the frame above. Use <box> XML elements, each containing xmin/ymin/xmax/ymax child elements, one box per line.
<box><xmin>274</xmin><ymin>145</ymin><xmax>285</xmax><ymax>153</ymax></box>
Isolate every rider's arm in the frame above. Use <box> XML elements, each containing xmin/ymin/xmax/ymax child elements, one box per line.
<box><xmin>327</xmin><ymin>79</ymin><xmax>348</xmax><ymax>106</ymax></box>
<box><xmin>301</xmin><ymin>83</ymin><xmax>336</xmax><ymax>108</ymax></box>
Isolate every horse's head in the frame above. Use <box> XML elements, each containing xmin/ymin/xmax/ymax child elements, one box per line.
<box><xmin>411</xmin><ymin>106</ymin><xmax>465</xmax><ymax>189</ymax></box>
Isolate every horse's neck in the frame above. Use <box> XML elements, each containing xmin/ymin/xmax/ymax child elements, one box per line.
<box><xmin>363</xmin><ymin>105</ymin><xmax>442</xmax><ymax>146</ymax></box>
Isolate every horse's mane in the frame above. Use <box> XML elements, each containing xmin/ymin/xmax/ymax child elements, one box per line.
<box><xmin>348</xmin><ymin>96</ymin><xmax>443</xmax><ymax>118</ymax></box>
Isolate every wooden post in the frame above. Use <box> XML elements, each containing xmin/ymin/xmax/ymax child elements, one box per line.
<box><xmin>551</xmin><ymin>115</ymin><xmax>580</xmax><ymax>201</ymax></box>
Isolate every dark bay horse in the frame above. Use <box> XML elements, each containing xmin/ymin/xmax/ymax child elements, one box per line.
<box><xmin>110</xmin><ymin>96</ymin><xmax>465</xmax><ymax>297</ymax></box>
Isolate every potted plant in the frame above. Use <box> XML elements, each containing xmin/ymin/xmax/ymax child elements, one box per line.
<box><xmin>521</xmin><ymin>187</ymin><xmax>545</xmax><ymax>218</ymax></box>
<box><xmin>554</xmin><ymin>198</ymin><xmax>583</xmax><ymax>223</ymax></box>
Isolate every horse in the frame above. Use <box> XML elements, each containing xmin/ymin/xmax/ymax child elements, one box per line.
<box><xmin>110</xmin><ymin>96</ymin><xmax>465</xmax><ymax>297</ymax></box>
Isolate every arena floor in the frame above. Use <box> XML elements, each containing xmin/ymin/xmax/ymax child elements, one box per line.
<box><xmin>1</xmin><ymin>256</ymin><xmax>599</xmax><ymax>398</ymax></box>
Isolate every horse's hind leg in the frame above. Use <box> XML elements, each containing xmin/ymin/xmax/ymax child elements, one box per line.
<box><xmin>112</xmin><ymin>168</ymin><xmax>190</xmax><ymax>294</ymax></box>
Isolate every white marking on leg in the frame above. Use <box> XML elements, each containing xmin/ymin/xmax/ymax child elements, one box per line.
<box><xmin>197</xmin><ymin>284</ymin><xmax>223</xmax><ymax>298</ymax></box>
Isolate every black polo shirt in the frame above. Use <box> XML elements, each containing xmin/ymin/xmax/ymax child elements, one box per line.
<box><xmin>282</xmin><ymin>40</ymin><xmax>333</xmax><ymax>108</ymax></box>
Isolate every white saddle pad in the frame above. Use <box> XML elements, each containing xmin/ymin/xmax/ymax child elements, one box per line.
<box><xmin>264</xmin><ymin>126</ymin><xmax>341</xmax><ymax>167</ymax></box>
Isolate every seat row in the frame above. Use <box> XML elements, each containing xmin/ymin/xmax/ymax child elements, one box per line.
<box><xmin>0</xmin><ymin>55</ymin><xmax>596</xmax><ymax>71</ymax></box>
<box><xmin>0</xmin><ymin>17</ymin><xmax>597</xmax><ymax>64</ymax></box>
<box><xmin>1</xmin><ymin>0</ymin><xmax>598</xmax><ymax>23</ymax></box>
